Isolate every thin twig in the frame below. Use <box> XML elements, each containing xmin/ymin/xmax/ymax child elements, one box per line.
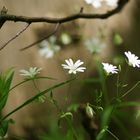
<box><xmin>0</xmin><ymin>23</ymin><xmax>30</xmax><ymax>51</ymax></box>
<box><xmin>20</xmin><ymin>23</ymin><xmax>60</xmax><ymax>51</ymax></box>
<box><xmin>0</xmin><ymin>0</ymin><xmax>129</xmax><ymax>24</ymax></box>
<box><xmin>120</xmin><ymin>81</ymin><xmax>140</xmax><ymax>99</ymax></box>
<box><xmin>106</xmin><ymin>128</ymin><xmax>119</xmax><ymax>140</ymax></box>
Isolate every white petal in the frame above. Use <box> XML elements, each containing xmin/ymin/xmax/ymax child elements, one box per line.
<box><xmin>76</xmin><ymin>67</ymin><xmax>86</xmax><ymax>71</ymax></box>
<box><xmin>74</xmin><ymin>60</ymin><xmax>84</xmax><ymax>67</ymax></box>
<box><xmin>69</xmin><ymin>58</ymin><xmax>74</xmax><ymax>66</ymax></box>
<box><xmin>65</xmin><ymin>59</ymin><xmax>73</xmax><ymax>66</ymax></box>
<box><xmin>68</xmin><ymin>69</ymin><xmax>74</xmax><ymax>74</ymax></box>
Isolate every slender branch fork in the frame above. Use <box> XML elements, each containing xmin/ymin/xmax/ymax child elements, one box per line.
<box><xmin>0</xmin><ymin>0</ymin><xmax>129</xmax><ymax>51</ymax></box>
<box><xmin>0</xmin><ymin>23</ymin><xmax>30</xmax><ymax>51</ymax></box>
<box><xmin>20</xmin><ymin>23</ymin><xmax>60</xmax><ymax>51</ymax></box>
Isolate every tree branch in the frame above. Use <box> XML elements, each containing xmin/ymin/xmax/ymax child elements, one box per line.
<box><xmin>0</xmin><ymin>0</ymin><xmax>129</xmax><ymax>25</ymax></box>
<box><xmin>0</xmin><ymin>23</ymin><xmax>30</xmax><ymax>51</ymax></box>
<box><xmin>20</xmin><ymin>23</ymin><xmax>60</xmax><ymax>51</ymax></box>
<box><xmin>0</xmin><ymin>0</ymin><xmax>129</xmax><ymax>51</ymax></box>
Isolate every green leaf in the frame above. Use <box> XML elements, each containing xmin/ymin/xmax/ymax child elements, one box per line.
<box><xmin>96</xmin><ymin>126</ymin><xmax>108</xmax><ymax>140</ymax></box>
<box><xmin>58</xmin><ymin>112</ymin><xmax>73</xmax><ymax>127</ymax></box>
<box><xmin>100</xmin><ymin>106</ymin><xmax>114</xmax><ymax>129</ymax></box>
<box><xmin>0</xmin><ymin>69</ymin><xmax>14</xmax><ymax>110</ymax></box>
<box><xmin>113</xmin><ymin>33</ymin><xmax>123</xmax><ymax>45</ymax></box>
<box><xmin>80</xmin><ymin>78</ymin><xmax>100</xmax><ymax>83</ymax></box>
<box><xmin>136</xmin><ymin>110</ymin><xmax>140</xmax><ymax>120</ymax></box>
<box><xmin>0</xmin><ymin>120</ymin><xmax>9</xmax><ymax>137</ymax></box>
<box><xmin>67</xmin><ymin>104</ymin><xmax>79</xmax><ymax>112</ymax></box>
<box><xmin>0</xmin><ymin>78</ymin><xmax>75</xmax><ymax>122</ymax></box>
<box><xmin>60</xmin><ymin>112</ymin><xmax>73</xmax><ymax>120</ymax></box>
<box><xmin>116</xmin><ymin>101</ymin><xmax>140</xmax><ymax>108</ymax></box>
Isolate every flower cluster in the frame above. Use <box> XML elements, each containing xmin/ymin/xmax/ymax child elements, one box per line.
<box><xmin>102</xmin><ymin>51</ymin><xmax>140</xmax><ymax>75</ymax></box>
<box><xmin>19</xmin><ymin>51</ymin><xmax>139</xmax><ymax>77</ymax></box>
<box><xmin>84</xmin><ymin>0</ymin><xmax>118</xmax><ymax>8</ymax></box>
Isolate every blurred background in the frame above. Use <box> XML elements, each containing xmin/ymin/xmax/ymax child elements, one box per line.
<box><xmin>0</xmin><ymin>0</ymin><xmax>140</xmax><ymax>139</ymax></box>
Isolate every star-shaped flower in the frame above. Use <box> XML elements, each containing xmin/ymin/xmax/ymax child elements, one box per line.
<box><xmin>102</xmin><ymin>63</ymin><xmax>118</xmax><ymax>75</ymax></box>
<box><xmin>124</xmin><ymin>51</ymin><xmax>140</xmax><ymax>68</ymax></box>
<box><xmin>19</xmin><ymin>67</ymin><xmax>42</xmax><ymax>78</ymax></box>
<box><xmin>39</xmin><ymin>40</ymin><xmax>60</xmax><ymax>59</ymax></box>
<box><xmin>84</xmin><ymin>0</ymin><xmax>118</xmax><ymax>8</ymax></box>
<box><xmin>62</xmin><ymin>59</ymin><xmax>86</xmax><ymax>74</ymax></box>
<box><xmin>84</xmin><ymin>0</ymin><xmax>103</xmax><ymax>8</ymax></box>
<box><xmin>105</xmin><ymin>0</ymin><xmax>118</xmax><ymax>7</ymax></box>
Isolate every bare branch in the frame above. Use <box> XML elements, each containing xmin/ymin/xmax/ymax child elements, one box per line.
<box><xmin>0</xmin><ymin>6</ymin><xmax>8</xmax><ymax>29</ymax></box>
<box><xmin>0</xmin><ymin>23</ymin><xmax>30</xmax><ymax>51</ymax></box>
<box><xmin>0</xmin><ymin>0</ymin><xmax>129</xmax><ymax>25</ymax></box>
<box><xmin>20</xmin><ymin>23</ymin><xmax>60</xmax><ymax>51</ymax></box>
<box><xmin>0</xmin><ymin>0</ymin><xmax>129</xmax><ymax>51</ymax></box>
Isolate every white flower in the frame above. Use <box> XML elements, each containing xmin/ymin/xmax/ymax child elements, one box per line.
<box><xmin>19</xmin><ymin>67</ymin><xmax>42</xmax><ymax>78</ymax></box>
<box><xmin>39</xmin><ymin>46</ymin><xmax>54</xmax><ymax>58</ymax></box>
<box><xmin>85</xmin><ymin>37</ymin><xmax>106</xmax><ymax>54</ymax></box>
<box><xmin>102</xmin><ymin>63</ymin><xmax>118</xmax><ymax>75</ymax></box>
<box><xmin>39</xmin><ymin>40</ymin><xmax>60</xmax><ymax>58</ymax></box>
<box><xmin>124</xmin><ymin>51</ymin><xmax>140</xmax><ymax>68</ymax></box>
<box><xmin>84</xmin><ymin>0</ymin><xmax>103</xmax><ymax>8</ymax></box>
<box><xmin>62</xmin><ymin>59</ymin><xmax>86</xmax><ymax>74</ymax></box>
<box><xmin>85</xmin><ymin>0</ymin><xmax>93</xmax><ymax>4</ymax></box>
<box><xmin>84</xmin><ymin>0</ymin><xmax>118</xmax><ymax>8</ymax></box>
<box><xmin>105</xmin><ymin>0</ymin><xmax>118</xmax><ymax>7</ymax></box>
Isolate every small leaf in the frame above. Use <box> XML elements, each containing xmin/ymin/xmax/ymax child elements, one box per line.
<box><xmin>136</xmin><ymin>110</ymin><xmax>140</xmax><ymax>120</ymax></box>
<box><xmin>58</xmin><ymin>112</ymin><xmax>73</xmax><ymax>128</ymax></box>
<box><xmin>60</xmin><ymin>33</ymin><xmax>72</xmax><ymax>45</ymax></box>
<box><xmin>86</xmin><ymin>104</ymin><xmax>95</xmax><ymax>118</ymax></box>
<box><xmin>96</xmin><ymin>126</ymin><xmax>108</xmax><ymax>140</ymax></box>
<box><xmin>60</xmin><ymin>112</ymin><xmax>73</xmax><ymax>120</ymax></box>
<box><xmin>114</xmin><ymin>33</ymin><xmax>123</xmax><ymax>45</ymax></box>
<box><xmin>101</xmin><ymin>106</ymin><xmax>114</xmax><ymax>129</ymax></box>
<box><xmin>0</xmin><ymin>120</ymin><xmax>9</xmax><ymax>137</ymax></box>
<box><xmin>122</xmin><ymin>84</ymin><xmax>128</xmax><ymax>88</ymax></box>
<box><xmin>67</xmin><ymin>104</ymin><xmax>79</xmax><ymax>112</ymax></box>
<box><xmin>0</xmin><ymin>68</ymin><xmax>14</xmax><ymax>110</ymax></box>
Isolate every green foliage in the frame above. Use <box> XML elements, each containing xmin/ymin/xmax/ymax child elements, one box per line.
<box><xmin>113</xmin><ymin>33</ymin><xmax>123</xmax><ymax>45</ymax></box>
<box><xmin>0</xmin><ymin>68</ymin><xmax>75</xmax><ymax>138</ymax></box>
<box><xmin>67</xmin><ymin>104</ymin><xmax>79</xmax><ymax>112</ymax></box>
<box><xmin>0</xmin><ymin>68</ymin><xmax>14</xmax><ymax>111</ymax></box>
<box><xmin>0</xmin><ymin>53</ymin><xmax>140</xmax><ymax>140</ymax></box>
<box><xmin>40</xmin><ymin>129</ymin><xmax>84</xmax><ymax>140</ymax></box>
<box><xmin>0</xmin><ymin>120</ymin><xmax>9</xmax><ymax>137</ymax></box>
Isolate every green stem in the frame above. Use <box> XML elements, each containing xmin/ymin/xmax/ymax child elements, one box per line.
<box><xmin>121</xmin><ymin>65</ymin><xmax>129</xmax><ymax>85</ymax></box>
<box><xmin>116</xmin><ymin>73</ymin><xmax>120</xmax><ymax>97</ymax></box>
<box><xmin>65</xmin><ymin>116</ymin><xmax>79</xmax><ymax>140</ymax></box>
<box><xmin>120</xmin><ymin>81</ymin><xmax>140</xmax><ymax>99</ymax></box>
<box><xmin>32</xmin><ymin>79</ymin><xmax>41</xmax><ymax>92</ymax></box>
<box><xmin>102</xmin><ymin>76</ymin><xmax>109</xmax><ymax>106</ymax></box>
<box><xmin>113</xmin><ymin>116</ymin><xmax>131</xmax><ymax>138</ymax></box>
<box><xmin>106</xmin><ymin>128</ymin><xmax>119</xmax><ymax>140</ymax></box>
<box><xmin>50</xmin><ymin>91</ymin><xmax>79</xmax><ymax>140</ymax></box>
<box><xmin>9</xmin><ymin>76</ymin><xmax>56</xmax><ymax>92</ymax></box>
<box><xmin>0</xmin><ymin>78</ymin><xmax>75</xmax><ymax>122</ymax></box>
